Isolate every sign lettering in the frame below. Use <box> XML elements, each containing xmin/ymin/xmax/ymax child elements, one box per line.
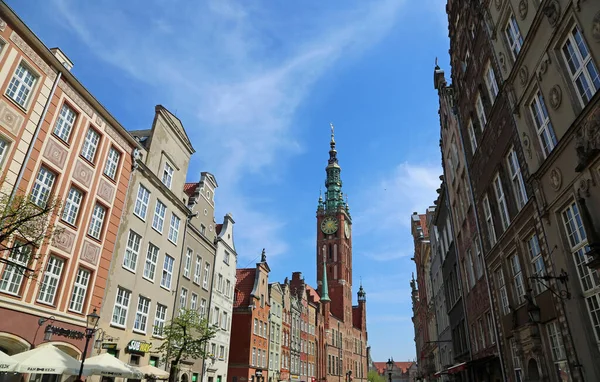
<box><xmin>126</xmin><ymin>340</ymin><xmax>152</xmax><ymax>354</ymax></box>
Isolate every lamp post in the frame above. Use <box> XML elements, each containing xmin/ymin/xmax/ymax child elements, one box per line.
<box><xmin>76</xmin><ymin>309</ymin><xmax>100</xmax><ymax>381</ymax></box>
<box><xmin>385</xmin><ymin>358</ymin><xmax>393</xmax><ymax>382</ymax></box>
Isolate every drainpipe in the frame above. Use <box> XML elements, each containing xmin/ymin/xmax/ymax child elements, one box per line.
<box><xmin>8</xmin><ymin>70</ymin><xmax>62</xmax><ymax>203</ymax></box>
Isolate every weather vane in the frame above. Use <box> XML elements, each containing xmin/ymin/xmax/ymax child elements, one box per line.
<box><xmin>330</xmin><ymin>122</ymin><xmax>335</xmax><ymax>136</ymax></box>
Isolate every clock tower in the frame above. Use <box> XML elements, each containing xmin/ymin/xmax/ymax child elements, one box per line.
<box><xmin>316</xmin><ymin>124</ymin><xmax>353</xmax><ymax>321</ymax></box>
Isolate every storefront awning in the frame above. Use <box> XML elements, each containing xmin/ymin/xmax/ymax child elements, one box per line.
<box><xmin>447</xmin><ymin>362</ymin><xmax>467</xmax><ymax>374</ymax></box>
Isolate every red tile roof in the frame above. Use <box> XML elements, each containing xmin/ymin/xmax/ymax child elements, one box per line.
<box><xmin>184</xmin><ymin>182</ymin><xmax>198</xmax><ymax>197</ymax></box>
<box><xmin>306</xmin><ymin>285</ymin><xmax>320</xmax><ymax>303</ymax></box>
<box><xmin>234</xmin><ymin>268</ymin><xmax>256</xmax><ymax>307</ymax></box>
<box><xmin>372</xmin><ymin>362</ymin><xmax>415</xmax><ymax>374</ymax></box>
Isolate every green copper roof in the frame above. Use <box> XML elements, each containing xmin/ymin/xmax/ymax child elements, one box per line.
<box><xmin>318</xmin><ymin>124</ymin><xmax>350</xmax><ymax>215</ymax></box>
<box><xmin>321</xmin><ymin>260</ymin><xmax>331</xmax><ymax>302</ymax></box>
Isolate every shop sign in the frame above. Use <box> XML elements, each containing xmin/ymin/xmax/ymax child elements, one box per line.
<box><xmin>46</xmin><ymin>325</ymin><xmax>85</xmax><ymax>340</ymax></box>
<box><xmin>255</xmin><ymin>369</ymin><xmax>263</xmax><ymax>377</ymax></box>
<box><xmin>102</xmin><ymin>343</ymin><xmax>118</xmax><ymax>350</ymax></box>
<box><xmin>125</xmin><ymin>340</ymin><xmax>152</xmax><ymax>354</ymax></box>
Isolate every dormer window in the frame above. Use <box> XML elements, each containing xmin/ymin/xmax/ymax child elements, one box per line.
<box><xmin>162</xmin><ymin>162</ymin><xmax>174</xmax><ymax>189</ymax></box>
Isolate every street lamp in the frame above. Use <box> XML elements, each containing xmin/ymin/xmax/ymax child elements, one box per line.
<box><xmin>386</xmin><ymin>358</ymin><xmax>394</xmax><ymax>382</ymax></box>
<box><xmin>76</xmin><ymin>309</ymin><xmax>100</xmax><ymax>381</ymax></box>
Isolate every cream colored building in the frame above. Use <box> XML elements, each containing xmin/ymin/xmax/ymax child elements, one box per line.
<box><xmin>267</xmin><ymin>282</ymin><xmax>283</xmax><ymax>382</ymax></box>
<box><xmin>96</xmin><ymin>105</ymin><xmax>194</xmax><ymax>372</ymax></box>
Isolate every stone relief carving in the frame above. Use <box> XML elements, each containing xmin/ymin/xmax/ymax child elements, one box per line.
<box><xmin>10</xmin><ymin>31</ymin><xmax>56</xmax><ymax>80</ymax></box>
<box><xmin>495</xmin><ymin>0</ymin><xmax>503</xmax><ymax>10</ymax></box>
<box><xmin>593</xmin><ymin>12</ymin><xmax>600</xmax><ymax>42</ymax></box>
<box><xmin>519</xmin><ymin>65</ymin><xmax>529</xmax><ymax>86</ymax></box>
<box><xmin>0</xmin><ymin>17</ymin><xmax>6</xmax><ymax>32</ymax></box>
<box><xmin>73</xmin><ymin>160</ymin><xmax>93</xmax><ymax>188</ymax></box>
<box><xmin>57</xmin><ymin>79</ymin><xmax>94</xmax><ymax>118</ymax></box>
<box><xmin>42</xmin><ymin>139</ymin><xmax>68</xmax><ymax>169</ymax></box>
<box><xmin>549</xmin><ymin>85</ymin><xmax>562</xmax><ymax>110</ymax></box>
<box><xmin>522</xmin><ymin>132</ymin><xmax>532</xmax><ymax>159</ymax></box>
<box><xmin>52</xmin><ymin>229</ymin><xmax>75</xmax><ymax>253</ymax></box>
<box><xmin>550</xmin><ymin>168</ymin><xmax>562</xmax><ymax>191</ymax></box>
<box><xmin>578</xmin><ymin>178</ymin><xmax>592</xmax><ymax>197</ymax></box>
<box><xmin>81</xmin><ymin>240</ymin><xmax>101</xmax><ymax>265</ymax></box>
<box><xmin>537</xmin><ymin>53</ymin><xmax>551</xmax><ymax>81</ymax></box>
<box><xmin>519</xmin><ymin>0</ymin><xmax>528</xmax><ymax>19</ymax></box>
<box><xmin>575</xmin><ymin>106</ymin><xmax>600</xmax><ymax>172</ymax></box>
<box><xmin>96</xmin><ymin>115</ymin><xmax>104</xmax><ymax>127</ymax></box>
<box><xmin>498</xmin><ymin>52</ymin><xmax>507</xmax><ymax>74</ymax></box>
<box><xmin>542</xmin><ymin>0</ymin><xmax>561</xmax><ymax>28</ymax></box>
<box><xmin>0</xmin><ymin>100</ymin><xmax>24</xmax><ymax>135</ymax></box>
<box><xmin>97</xmin><ymin>179</ymin><xmax>115</xmax><ymax>204</ymax></box>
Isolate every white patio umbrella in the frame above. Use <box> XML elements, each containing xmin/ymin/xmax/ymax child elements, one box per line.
<box><xmin>136</xmin><ymin>364</ymin><xmax>170</xmax><ymax>380</ymax></box>
<box><xmin>0</xmin><ymin>349</ymin><xmax>17</xmax><ymax>372</ymax></box>
<box><xmin>82</xmin><ymin>353</ymin><xmax>143</xmax><ymax>378</ymax></box>
<box><xmin>11</xmin><ymin>345</ymin><xmax>82</xmax><ymax>375</ymax></box>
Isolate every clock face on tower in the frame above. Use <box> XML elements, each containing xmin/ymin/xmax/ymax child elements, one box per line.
<box><xmin>344</xmin><ymin>220</ymin><xmax>351</xmax><ymax>238</ymax></box>
<box><xmin>321</xmin><ymin>217</ymin><xmax>339</xmax><ymax>234</ymax></box>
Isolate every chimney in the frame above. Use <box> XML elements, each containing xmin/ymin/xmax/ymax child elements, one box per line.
<box><xmin>50</xmin><ymin>47</ymin><xmax>73</xmax><ymax>71</ymax></box>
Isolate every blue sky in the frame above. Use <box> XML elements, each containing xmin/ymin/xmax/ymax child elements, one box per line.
<box><xmin>10</xmin><ymin>0</ymin><xmax>449</xmax><ymax>362</ymax></box>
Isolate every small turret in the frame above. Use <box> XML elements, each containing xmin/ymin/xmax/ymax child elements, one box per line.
<box><xmin>358</xmin><ymin>282</ymin><xmax>366</xmax><ymax>303</ymax></box>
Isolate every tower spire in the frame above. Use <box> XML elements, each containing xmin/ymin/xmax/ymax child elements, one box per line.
<box><xmin>324</xmin><ymin>122</ymin><xmax>344</xmax><ymax>212</ymax></box>
<box><xmin>321</xmin><ymin>257</ymin><xmax>331</xmax><ymax>302</ymax></box>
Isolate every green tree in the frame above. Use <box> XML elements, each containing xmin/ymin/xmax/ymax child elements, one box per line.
<box><xmin>156</xmin><ymin>308</ymin><xmax>218</xmax><ymax>382</ymax></box>
<box><xmin>0</xmin><ymin>187</ymin><xmax>62</xmax><ymax>279</ymax></box>
<box><xmin>367</xmin><ymin>370</ymin><xmax>386</xmax><ymax>382</ymax></box>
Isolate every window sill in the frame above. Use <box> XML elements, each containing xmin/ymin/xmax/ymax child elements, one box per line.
<box><xmin>79</xmin><ymin>155</ymin><xmax>97</xmax><ymax>169</ymax></box>
<box><xmin>110</xmin><ymin>322</ymin><xmax>126</xmax><ymax>330</ymax></box>
<box><xmin>36</xmin><ymin>299</ymin><xmax>56</xmax><ymax>307</ymax></box>
<box><xmin>168</xmin><ymin>238</ymin><xmax>178</xmax><ymax>246</ymax></box>
<box><xmin>122</xmin><ymin>265</ymin><xmax>137</xmax><ymax>275</ymax></box>
<box><xmin>51</xmin><ymin>133</ymin><xmax>72</xmax><ymax>148</ymax></box>
<box><xmin>142</xmin><ymin>275</ymin><xmax>155</xmax><ymax>284</ymax></box>
<box><xmin>133</xmin><ymin>213</ymin><xmax>147</xmax><ymax>222</ymax></box>
<box><xmin>151</xmin><ymin>226</ymin><xmax>163</xmax><ymax>235</ymax></box>
<box><xmin>3</xmin><ymin>93</ymin><xmax>30</xmax><ymax>114</ymax></box>
<box><xmin>160</xmin><ymin>285</ymin><xmax>171</xmax><ymax>292</ymax></box>
<box><xmin>102</xmin><ymin>172</ymin><xmax>118</xmax><ymax>185</ymax></box>
<box><xmin>132</xmin><ymin>329</ymin><xmax>147</xmax><ymax>335</ymax></box>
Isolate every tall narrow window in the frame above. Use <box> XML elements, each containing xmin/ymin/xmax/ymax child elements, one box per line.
<box><xmin>179</xmin><ymin>288</ymin><xmax>188</xmax><ymax>312</ymax></box>
<box><xmin>53</xmin><ymin>104</ymin><xmax>76</xmax><ymax>142</ymax></box>
<box><xmin>134</xmin><ymin>296</ymin><xmax>151</xmax><ymax>333</ymax></box>
<box><xmin>152</xmin><ymin>200</ymin><xmax>166</xmax><ymax>233</ymax></box>
<box><xmin>190</xmin><ymin>293</ymin><xmax>198</xmax><ymax>310</ymax></box>
<box><xmin>493</xmin><ymin>174</ymin><xmax>510</xmax><ymax>230</ymax></box>
<box><xmin>200</xmin><ymin>298</ymin><xmax>207</xmax><ymax>318</ymax></box>
<box><xmin>203</xmin><ymin>262</ymin><xmax>211</xmax><ymax>289</ymax></box>
<box><xmin>123</xmin><ymin>230</ymin><xmax>142</xmax><ymax>272</ymax></box>
<box><xmin>88</xmin><ymin>203</ymin><xmax>106</xmax><ymax>239</ymax></box>
<box><xmin>143</xmin><ymin>243</ymin><xmax>159</xmax><ymax>281</ymax></box>
<box><xmin>194</xmin><ymin>255</ymin><xmax>202</xmax><ymax>284</ymax></box>
<box><xmin>561</xmin><ymin>26</ymin><xmax>600</xmax><ymax>105</ymax></box>
<box><xmin>61</xmin><ymin>187</ymin><xmax>83</xmax><ymax>226</ymax></box>
<box><xmin>0</xmin><ymin>244</ymin><xmax>32</xmax><ymax>295</ymax></box>
<box><xmin>529</xmin><ymin>91</ymin><xmax>557</xmax><ymax>157</ymax></box>
<box><xmin>37</xmin><ymin>256</ymin><xmax>64</xmax><ymax>305</ymax></box>
<box><xmin>510</xmin><ymin>338</ymin><xmax>523</xmax><ymax>382</ymax></box>
<box><xmin>506</xmin><ymin>149</ymin><xmax>528</xmax><ymax>210</ymax></box>
<box><xmin>31</xmin><ymin>167</ymin><xmax>55</xmax><ymax>207</ymax></box>
<box><xmin>153</xmin><ymin>304</ymin><xmax>167</xmax><ymax>337</ymax></box>
<box><xmin>505</xmin><ymin>14</ymin><xmax>523</xmax><ymax>59</ymax></box>
<box><xmin>468</xmin><ymin>120</ymin><xmax>477</xmax><ymax>153</ymax></box>
<box><xmin>69</xmin><ymin>268</ymin><xmax>90</xmax><ymax>313</ymax></box>
<box><xmin>547</xmin><ymin>320</ymin><xmax>568</xmax><ymax>376</ymax></box>
<box><xmin>6</xmin><ymin>63</ymin><xmax>37</xmax><ymax>107</ymax></box>
<box><xmin>475</xmin><ymin>93</ymin><xmax>487</xmax><ymax>129</ymax></box>
<box><xmin>134</xmin><ymin>185</ymin><xmax>150</xmax><ymax>220</ymax></box>
<box><xmin>111</xmin><ymin>287</ymin><xmax>131</xmax><ymax>327</ymax></box>
<box><xmin>510</xmin><ymin>254</ymin><xmax>526</xmax><ymax>304</ymax></box>
<box><xmin>466</xmin><ymin>249</ymin><xmax>476</xmax><ymax>288</ymax></box>
<box><xmin>484</xmin><ymin>62</ymin><xmax>499</xmax><ymax>103</ymax></box>
<box><xmin>81</xmin><ymin>128</ymin><xmax>100</xmax><ymax>163</ymax></box>
<box><xmin>183</xmin><ymin>248</ymin><xmax>192</xmax><ymax>278</ymax></box>
<box><xmin>486</xmin><ymin>312</ymin><xmax>496</xmax><ymax>344</ymax></box>
<box><xmin>474</xmin><ymin>238</ymin><xmax>483</xmax><ymax>280</ymax></box>
<box><xmin>162</xmin><ymin>162</ymin><xmax>174</xmax><ymax>189</ymax></box>
<box><xmin>527</xmin><ymin>234</ymin><xmax>546</xmax><ymax>294</ymax></box>
<box><xmin>483</xmin><ymin>194</ymin><xmax>497</xmax><ymax>247</ymax></box>
<box><xmin>104</xmin><ymin>147</ymin><xmax>121</xmax><ymax>180</ymax></box>
<box><xmin>168</xmin><ymin>214</ymin><xmax>180</xmax><ymax>244</ymax></box>
<box><xmin>496</xmin><ymin>268</ymin><xmax>510</xmax><ymax>315</ymax></box>
<box><xmin>0</xmin><ymin>137</ymin><xmax>8</xmax><ymax>165</ymax></box>
<box><xmin>161</xmin><ymin>255</ymin><xmax>175</xmax><ymax>289</ymax></box>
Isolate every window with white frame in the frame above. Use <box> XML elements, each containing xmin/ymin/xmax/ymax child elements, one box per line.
<box><xmin>484</xmin><ymin>61</ymin><xmax>499</xmax><ymax>103</ymax></box>
<box><xmin>468</xmin><ymin>120</ymin><xmax>477</xmax><ymax>154</ymax></box>
<box><xmin>194</xmin><ymin>255</ymin><xmax>202</xmax><ymax>284</ymax></box>
<box><xmin>220</xmin><ymin>345</ymin><xmax>225</xmax><ymax>359</ymax></box>
<box><xmin>179</xmin><ymin>287</ymin><xmax>188</xmax><ymax>312</ymax></box>
<box><xmin>153</xmin><ymin>304</ymin><xmax>167</xmax><ymax>337</ymax></box>
<box><xmin>486</xmin><ymin>312</ymin><xmax>495</xmax><ymax>344</ymax></box>
<box><xmin>134</xmin><ymin>295</ymin><xmax>151</xmax><ymax>333</ymax></box>
<box><xmin>547</xmin><ymin>320</ymin><xmax>566</xmax><ymax>362</ymax></box>
<box><xmin>0</xmin><ymin>244</ymin><xmax>31</xmax><ymax>295</ymax></box>
<box><xmin>37</xmin><ymin>256</ymin><xmax>64</xmax><ymax>305</ymax></box>
<box><xmin>529</xmin><ymin>91</ymin><xmax>557</xmax><ymax>158</ymax></box>
<box><xmin>0</xmin><ymin>137</ymin><xmax>8</xmax><ymax>166</ymax></box>
<box><xmin>510</xmin><ymin>254</ymin><xmax>526</xmax><ymax>304</ymax></box>
<box><xmin>162</xmin><ymin>162</ymin><xmax>174</xmax><ymax>189</ymax></box>
<box><xmin>222</xmin><ymin>311</ymin><xmax>228</xmax><ymax>329</ymax></box>
<box><xmin>483</xmin><ymin>194</ymin><xmax>497</xmax><ymax>247</ymax></box>
<box><xmin>224</xmin><ymin>251</ymin><xmax>230</xmax><ymax>265</ymax></box>
<box><xmin>217</xmin><ymin>273</ymin><xmax>223</xmax><ymax>293</ymax></box>
<box><xmin>225</xmin><ymin>279</ymin><xmax>231</xmax><ymax>298</ymax></box>
<box><xmin>183</xmin><ymin>248</ymin><xmax>192</xmax><ymax>278</ymax></box>
<box><xmin>213</xmin><ymin>307</ymin><xmax>220</xmax><ymax>326</ymax></box>
<box><xmin>527</xmin><ymin>234</ymin><xmax>547</xmax><ymax>294</ymax></box>
<box><xmin>200</xmin><ymin>298</ymin><xmax>207</xmax><ymax>318</ymax></box>
<box><xmin>474</xmin><ymin>238</ymin><xmax>483</xmax><ymax>279</ymax></box>
<box><xmin>562</xmin><ymin>202</ymin><xmax>600</xmax><ymax>342</ymax></box>
<box><xmin>134</xmin><ymin>185</ymin><xmax>150</xmax><ymax>220</ymax></box>
<box><xmin>475</xmin><ymin>92</ymin><xmax>487</xmax><ymax>129</ymax></box>
<box><xmin>81</xmin><ymin>128</ymin><xmax>100</xmax><ymax>163</ymax></box>
<box><xmin>104</xmin><ymin>147</ymin><xmax>121</xmax><ymax>180</ymax></box>
<box><xmin>62</xmin><ymin>187</ymin><xmax>83</xmax><ymax>226</ymax></box>
<box><xmin>466</xmin><ymin>249</ymin><xmax>476</xmax><ymax>289</ymax></box>
<box><xmin>203</xmin><ymin>262</ymin><xmax>210</xmax><ymax>289</ymax></box>
<box><xmin>152</xmin><ymin>200</ymin><xmax>166</xmax><ymax>233</ymax></box>
<box><xmin>31</xmin><ymin>166</ymin><xmax>55</xmax><ymax>207</ymax></box>
<box><xmin>123</xmin><ymin>230</ymin><xmax>141</xmax><ymax>272</ymax></box>
<box><xmin>190</xmin><ymin>293</ymin><xmax>198</xmax><ymax>310</ymax></box>
<box><xmin>168</xmin><ymin>214</ymin><xmax>180</xmax><ymax>244</ymax></box>
<box><xmin>53</xmin><ymin>103</ymin><xmax>76</xmax><ymax>142</ymax></box>
<box><xmin>496</xmin><ymin>268</ymin><xmax>510</xmax><ymax>315</ymax></box>
<box><xmin>505</xmin><ymin>14</ymin><xmax>523</xmax><ymax>60</ymax></box>
<box><xmin>478</xmin><ymin>318</ymin><xmax>486</xmax><ymax>349</ymax></box>
<box><xmin>161</xmin><ymin>255</ymin><xmax>175</xmax><ymax>289</ymax></box>
<box><xmin>112</xmin><ymin>287</ymin><xmax>131</xmax><ymax>327</ymax></box>
<box><xmin>69</xmin><ymin>268</ymin><xmax>90</xmax><ymax>313</ymax></box>
<box><xmin>6</xmin><ymin>63</ymin><xmax>37</xmax><ymax>107</ymax></box>
<box><xmin>561</xmin><ymin>26</ymin><xmax>600</xmax><ymax>105</ymax></box>
<box><xmin>493</xmin><ymin>174</ymin><xmax>510</xmax><ymax>230</ymax></box>
<box><xmin>510</xmin><ymin>338</ymin><xmax>523</xmax><ymax>382</ymax></box>
<box><xmin>143</xmin><ymin>243</ymin><xmax>159</xmax><ymax>281</ymax></box>
<box><xmin>88</xmin><ymin>203</ymin><xmax>106</xmax><ymax>240</ymax></box>
<box><xmin>506</xmin><ymin>148</ymin><xmax>528</xmax><ymax>210</ymax></box>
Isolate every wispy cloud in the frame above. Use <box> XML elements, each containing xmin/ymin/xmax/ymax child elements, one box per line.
<box><xmin>52</xmin><ymin>0</ymin><xmax>408</xmax><ymax>258</ymax></box>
